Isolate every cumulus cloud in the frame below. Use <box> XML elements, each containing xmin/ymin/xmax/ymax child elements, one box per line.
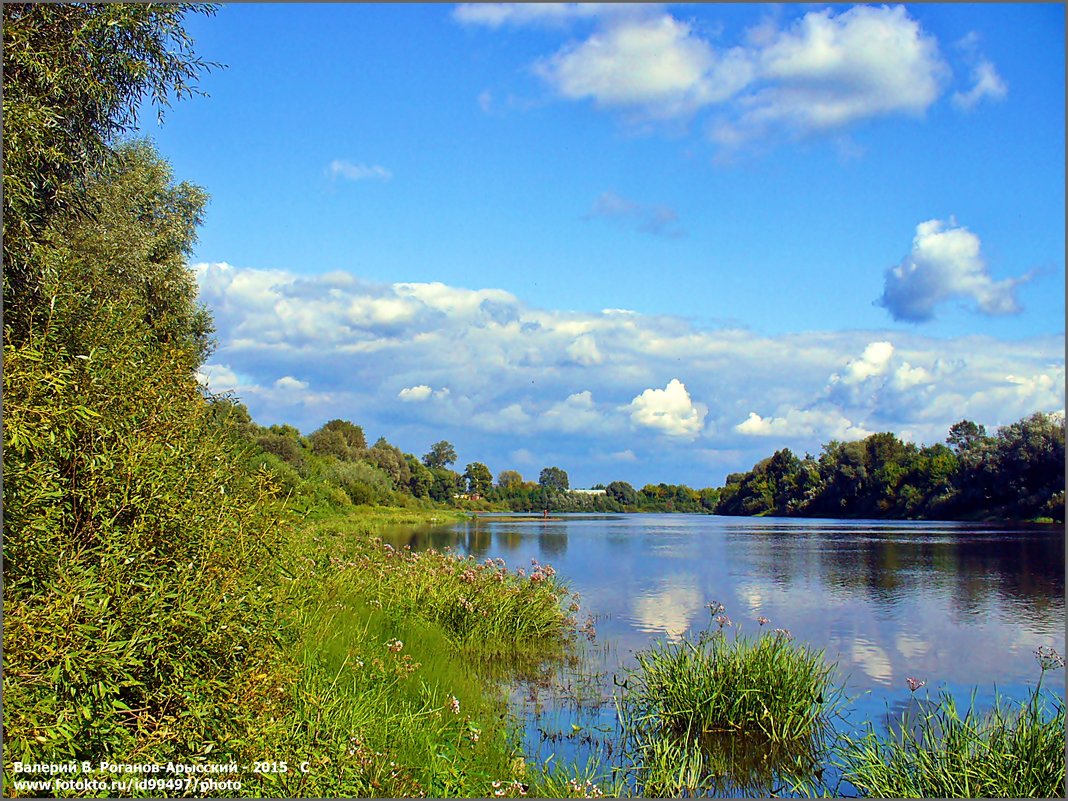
<box><xmin>729</xmin><ymin>5</ymin><xmax>948</xmax><ymax>137</ymax></box>
<box><xmin>274</xmin><ymin>375</ymin><xmax>309</xmax><ymax>391</ymax></box>
<box><xmin>627</xmin><ymin>379</ymin><xmax>706</xmax><ymax>438</ymax></box>
<box><xmin>463</xmin><ymin>4</ymin><xmax>1007</xmax><ymax>154</ymax></box>
<box><xmin>398</xmin><ymin>385</ymin><xmax>433</xmax><ymax>402</ymax></box>
<box><xmin>194</xmin><ymin>262</ymin><xmax>1063</xmax><ymax>484</ymax></box>
<box><xmin>328</xmin><ymin>160</ymin><xmax>393</xmax><ymax>182</ymax></box>
<box><xmin>735</xmin><ymin>408</ymin><xmax>871</xmax><ymax>440</ymax></box>
<box><xmin>585</xmin><ymin>191</ymin><xmax>682</xmax><ymax>236</ymax></box>
<box><xmin>877</xmin><ymin>218</ymin><xmax>1030</xmax><ymax>322</ymax></box>
<box><xmin>535</xmin><ymin>14</ymin><xmax>753</xmax><ymax>120</ymax></box>
<box><xmin>566</xmin><ymin>333</ymin><xmax>604</xmax><ymax>365</ymax></box>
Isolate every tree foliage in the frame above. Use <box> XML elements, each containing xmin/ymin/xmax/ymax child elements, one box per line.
<box><xmin>3</xmin><ymin>3</ymin><xmax>217</xmax><ymax>338</ymax></box>
<box><xmin>716</xmin><ymin>415</ymin><xmax>1064</xmax><ymax>522</ymax></box>
<box><xmin>539</xmin><ymin>466</ymin><xmax>570</xmax><ymax>492</ymax></box>
<box><xmin>423</xmin><ymin>440</ymin><xmax>458</xmax><ymax>470</ymax></box>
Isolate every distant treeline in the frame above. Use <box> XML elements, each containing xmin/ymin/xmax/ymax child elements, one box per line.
<box><xmin>233</xmin><ymin>407</ymin><xmax>1064</xmax><ymax>523</ymax></box>
<box><xmin>715</xmin><ymin>414</ymin><xmax>1065</xmax><ymax>522</ymax></box>
<box><xmin>228</xmin><ymin>410</ymin><xmax>723</xmax><ymax>515</ymax></box>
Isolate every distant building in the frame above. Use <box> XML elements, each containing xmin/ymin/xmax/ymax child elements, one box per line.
<box><xmin>571</xmin><ymin>488</ymin><xmax>606</xmax><ymax>495</ymax></box>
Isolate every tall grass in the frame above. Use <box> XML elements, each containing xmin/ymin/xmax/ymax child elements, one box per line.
<box><xmin>299</xmin><ymin>515</ymin><xmax>578</xmax><ymax>659</ymax></box>
<box><xmin>617</xmin><ymin>610</ymin><xmax>841</xmax><ymax>796</ymax></box>
<box><xmin>836</xmin><ymin>655</ymin><xmax>1066</xmax><ymax>798</ymax></box>
<box><xmin>224</xmin><ymin>507</ymin><xmax>586</xmax><ymax>798</ymax></box>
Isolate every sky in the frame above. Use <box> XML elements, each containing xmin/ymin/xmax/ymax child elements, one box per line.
<box><xmin>141</xmin><ymin>3</ymin><xmax>1065</xmax><ymax>489</ymax></box>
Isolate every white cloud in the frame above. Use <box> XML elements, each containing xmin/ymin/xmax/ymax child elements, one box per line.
<box><xmin>627</xmin><ymin>379</ymin><xmax>706</xmax><ymax>438</ymax></box>
<box><xmin>837</xmin><ymin>341</ymin><xmax>895</xmax><ymax>384</ymax></box>
<box><xmin>399</xmin><ymin>385</ymin><xmax>433</xmax><ymax>402</ymax></box>
<box><xmin>328</xmin><ymin>160</ymin><xmax>393</xmax><ymax>182</ymax></box>
<box><xmin>542</xmin><ymin>390</ymin><xmax>611</xmax><ymax>434</ymax></box>
<box><xmin>536</xmin><ymin>14</ymin><xmax>751</xmax><ymax>120</ymax></box>
<box><xmin>952</xmin><ymin>58</ymin><xmax>1007</xmax><ymax>110</ymax></box>
<box><xmin>274</xmin><ymin>375</ymin><xmax>309</xmax><ymax>391</ymax></box>
<box><xmin>735</xmin><ymin>408</ymin><xmax>871</xmax><ymax>440</ymax></box>
<box><xmin>194</xmin><ymin>262</ymin><xmax>1063</xmax><ymax>484</ymax></box>
<box><xmin>196</xmin><ymin>363</ymin><xmax>241</xmax><ymax>394</ymax></box>
<box><xmin>738</xmin><ymin>5</ymin><xmax>948</xmax><ymax>135</ymax></box>
<box><xmin>471</xmin><ymin>4</ymin><xmax>965</xmax><ymax>153</ymax></box>
<box><xmin>877</xmin><ymin>218</ymin><xmax>1030</xmax><ymax>322</ymax></box>
<box><xmin>566</xmin><ymin>333</ymin><xmax>604</xmax><ymax>365</ymax></box>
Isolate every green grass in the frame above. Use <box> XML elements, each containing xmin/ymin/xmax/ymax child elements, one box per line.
<box><xmin>616</xmin><ymin>610</ymin><xmax>841</xmax><ymax>797</ymax></box>
<box><xmin>219</xmin><ymin>506</ymin><xmax>587</xmax><ymax>798</ymax></box>
<box><xmin>836</xmin><ymin>685</ymin><xmax>1066</xmax><ymax>798</ymax></box>
<box><xmin>622</xmin><ymin>626</ymin><xmax>839</xmax><ymax>742</ymax></box>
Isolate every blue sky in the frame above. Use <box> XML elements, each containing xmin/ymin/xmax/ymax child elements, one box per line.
<box><xmin>143</xmin><ymin>3</ymin><xmax>1065</xmax><ymax>488</ymax></box>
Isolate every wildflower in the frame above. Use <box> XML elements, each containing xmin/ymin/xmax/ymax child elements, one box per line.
<box><xmin>517</xmin><ymin>568</ymin><xmax>526</xmax><ymax>578</ymax></box>
<box><xmin>757</xmin><ymin>615</ymin><xmax>770</xmax><ymax>626</ymax></box>
<box><xmin>773</xmin><ymin>628</ymin><xmax>792</xmax><ymax>640</ymax></box>
<box><xmin>707</xmin><ymin>600</ymin><xmax>725</xmax><ymax>616</ymax></box>
<box><xmin>448</xmin><ymin>695</ymin><xmax>460</xmax><ymax>715</ymax></box>
<box><xmin>385</xmin><ymin>638</ymin><xmax>404</xmax><ymax>653</ymax></box>
<box><xmin>1035</xmin><ymin>645</ymin><xmax>1065</xmax><ymax>671</ymax></box>
<box><xmin>543</xmin><ymin>565</ymin><xmax>556</xmax><ymax>577</ymax></box>
<box><xmin>715</xmin><ymin>614</ymin><xmax>732</xmax><ymax>628</ymax></box>
<box><xmin>530</xmin><ymin>570</ymin><xmax>545</xmax><ymax>583</ymax></box>
<box><xmin>905</xmin><ymin>676</ymin><xmax>926</xmax><ymax>693</ymax></box>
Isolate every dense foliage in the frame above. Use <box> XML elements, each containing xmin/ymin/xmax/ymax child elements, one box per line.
<box><xmin>2</xmin><ymin>2</ymin><xmax>292</xmax><ymax>769</ymax></box>
<box><xmin>716</xmin><ymin>415</ymin><xmax>1065</xmax><ymax>522</ymax></box>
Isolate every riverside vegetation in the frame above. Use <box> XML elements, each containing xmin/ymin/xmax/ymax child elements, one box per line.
<box><xmin>3</xmin><ymin>5</ymin><xmax>1063</xmax><ymax>798</ymax></box>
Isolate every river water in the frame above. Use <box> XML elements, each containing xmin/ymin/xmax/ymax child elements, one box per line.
<box><xmin>379</xmin><ymin>513</ymin><xmax>1065</xmax><ymax>794</ymax></box>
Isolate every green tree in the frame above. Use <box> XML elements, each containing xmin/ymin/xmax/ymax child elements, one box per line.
<box><xmin>496</xmin><ymin>469</ymin><xmax>523</xmax><ymax>491</ymax></box>
<box><xmin>423</xmin><ymin>440</ymin><xmax>457</xmax><ymax>469</ymax></box>
<box><xmin>3</xmin><ymin>3</ymin><xmax>217</xmax><ymax>340</ymax></box>
<box><xmin>947</xmin><ymin>420</ymin><xmax>989</xmax><ymax>454</ymax></box>
<box><xmin>309</xmin><ymin>419</ymin><xmax>366</xmax><ymax>461</ymax></box>
<box><xmin>539</xmin><ymin>466</ymin><xmax>570</xmax><ymax>492</ymax></box>
<box><xmin>463</xmin><ymin>462</ymin><xmax>493</xmax><ymax>496</ymax></box>
<box><xmin>405</xmin><ymin>454</ymin><xmax>433</xmax><ymax>498</ymax></box>
<box><xmin>368</xmin><ymin>437</ymin><xmax>412</xmax><ymax>490</ymax></box>
<box><xmin>605</xmin><ymin>480</ymin><xmax>638</xmax><ymax>506</ymax></box>
<box><xmin>428</xmin><ymin>467</ymin><xmax>463</xmax><ymax>503</ymax></box>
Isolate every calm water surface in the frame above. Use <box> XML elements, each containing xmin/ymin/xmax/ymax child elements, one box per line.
<box><xmin>380</xmin><ymin>514</ymin><xmax>1065</xmax><ymax>792</ymax></box>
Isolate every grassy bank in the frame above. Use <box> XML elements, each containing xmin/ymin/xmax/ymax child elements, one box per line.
<box><xmin>227</xmin><ymin>506</ymin><xmax>601</xmax><ymax>798</ymax></box>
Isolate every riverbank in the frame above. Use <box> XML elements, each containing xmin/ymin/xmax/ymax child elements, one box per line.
<box><xmin>227</xmin><ymin>506</ymin><xmax>608</xmax><ymax>798</ymax></box>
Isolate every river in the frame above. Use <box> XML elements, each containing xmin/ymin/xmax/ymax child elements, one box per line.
<box><xmin>379</xmin><ymin>513</ymin><xmax>1065</xmax><ymax>795</ymax></box>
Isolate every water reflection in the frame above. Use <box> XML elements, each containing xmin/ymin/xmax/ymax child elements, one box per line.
<box><xmin>628</xmin><ymin>574</ymin><xmax>703</xmax><ymax>642</ymax></box>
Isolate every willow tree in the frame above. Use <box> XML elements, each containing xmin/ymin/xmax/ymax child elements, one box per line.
<box><xmin>3</xmin><ymin>4</ymin><xmax>287</xmax><ymax>766</ymax></box>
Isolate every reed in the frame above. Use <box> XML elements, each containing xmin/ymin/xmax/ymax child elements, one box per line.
<box><xmin>836</xmin><ymin>653</ymin><xmax>1066</xmax><ymax>798</ymax></box>
<box><xmin>622</xmin><ymin>625</ymin><xmax>839</xmax><ymax>742</ymax></box>
<box><xmin>299</xmin><ymin>515</ymin><xmax>577</xmax><ymax>659</ymax></box>
<box><xmin>616</xmin><ymin>609</ymin><xmax>841</xmax><ymax>796</ymax></box>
